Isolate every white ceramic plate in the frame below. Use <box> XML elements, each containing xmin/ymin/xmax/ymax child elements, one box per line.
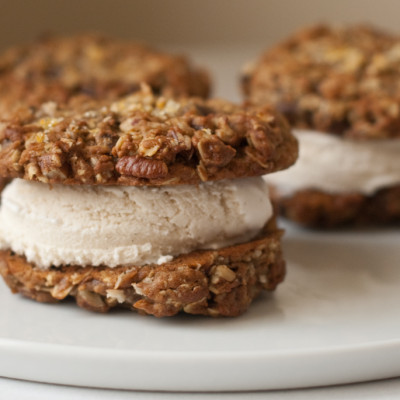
<box><xmin>0</xmin><ymin>223</ymin><xmax>400</xmax><ymax>391</ymax></box>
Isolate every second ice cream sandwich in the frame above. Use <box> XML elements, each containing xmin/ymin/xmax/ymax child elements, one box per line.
<box><xmin>242</xmin><ymin>25</ymin><xmax>400</xmax><ymax>228</ymax></box>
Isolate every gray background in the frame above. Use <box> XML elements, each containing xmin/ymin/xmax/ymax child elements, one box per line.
<box><xmin>0</xmin><ymin>0</ymin><xmax>399</xmax><ymax>49</ymax></box>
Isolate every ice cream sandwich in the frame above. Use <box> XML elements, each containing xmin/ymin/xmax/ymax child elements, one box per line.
<box><xmin>0</xmin><ymin>87</ymin><xmax>298</xmax><ymax>317</ymax></box>
<box><xmin>242</xmin><ymin>25</ymin><xmax>400</xmax><ymax>227</ymax></box>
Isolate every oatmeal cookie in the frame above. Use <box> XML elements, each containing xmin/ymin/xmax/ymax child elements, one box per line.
<box><xmin>0</xmin><ymin>33</ymin><xmax>210</xmax><ymax>116</ymax></box>
<box><xmin>0</xmin><ymin>86</ymin><xmax>298</xmax><ymax>186</ymax></box>
<box><xmin>0</xmin><ymin>226</ymin><xmax>284</xmax><ymax>317</ymax></box>
<box><xmin>273</xmin><ymin>185</ymin><xmax>400</xmax><ymax>228</ymax></box>
<box><xmin>242</xmin><ymin>25</ymin><xmax>400</xmax><ymax>139</ymax></box>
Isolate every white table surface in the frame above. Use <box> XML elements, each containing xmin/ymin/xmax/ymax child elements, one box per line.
<box><xmin>1</xmin><ymin>44</ymin><xmax>399</xmax><ymax>398</ymax></box>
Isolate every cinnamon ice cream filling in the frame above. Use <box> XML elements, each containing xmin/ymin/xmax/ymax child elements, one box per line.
<box><xmin>0</xmin><ymin>177</ymin><xmax>273</xmax><ymax>269</ymax></box>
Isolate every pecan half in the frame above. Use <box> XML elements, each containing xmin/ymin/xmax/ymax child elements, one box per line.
<box><xmin>116</xmin><ymin>155</ymin><xmax>168</xmax><ymax>179</ymax></box>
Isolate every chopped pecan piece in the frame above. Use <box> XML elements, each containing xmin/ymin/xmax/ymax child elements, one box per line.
<box><xmin>247</xmin><ymin>127</ymin><xmax>276</xmax><ymax>161</ymax></box>
<box><xmin>76</xmin><ymin>289</ymin><xmax>109</xmax><ymax>313</ymax></box>
<box><xmin>196</xmin><ymin>135</ymin><xmax>236</xmax><ymax>168</ymax></box>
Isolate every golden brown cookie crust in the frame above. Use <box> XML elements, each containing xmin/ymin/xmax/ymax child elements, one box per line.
<box><xmin>273</xmin><ymin>185</ymin><xmax>400</xmax><ymax>228</ymax></box>
<box><xmin>243</xmin><ymin>25</ymin><xmax>400</xmax><ymax>139</ymax></box>
<box><xmin>0</xmin><ymin>87</ymin><xmax>298</xmax><ymax>185</ymax></box>
<box><xmin>0</xmin><ymin>227</ymin><xmax>285</xmax><ymax>317</ymax></box>
<box><xmin>0</xmin><ymin>33</ymin><xmax>210</xmax><ymax>116</ymax></box>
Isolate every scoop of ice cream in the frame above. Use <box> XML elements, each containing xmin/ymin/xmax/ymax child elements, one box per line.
<box><xmin>265</xmin><ymin>129</ymin><xmax>400</xmax><ymax>195</ymax></box>
<box><xmin>0</xmin><ymin>178</ymin><xmax>272</xmax><ymax>268</ymax></box>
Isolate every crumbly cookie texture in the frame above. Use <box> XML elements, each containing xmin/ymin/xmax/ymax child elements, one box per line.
<box><xmin>0</xmin><ymin>33</ymin><xmax>210</xmax><ymax>115</ymax></box>
<box><xmin>0</xmin><ymin>87</ymin><xmax>298</xmax><ymax>185</ymax></box>
<box><xmin>273</xmin><ymin>185</ymin><xmax>400</xmax><ymax>228</ymax></box>
<box><xmin>243</xmin><ymin>25</ymin><xmax>400</xmax><ymax>139</ymax></box>
<box><xmin>0</xmin><ymin>227</ymin><xmax>284</xmax><ymax>317</ymax></box>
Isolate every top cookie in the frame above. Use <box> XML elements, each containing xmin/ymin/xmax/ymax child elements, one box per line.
<box><xmin>0</xmin><ymin>86</ymin><xmax>298</xmax><ymax>186</ymax></box>
<box><xmin>0</xmin><ymin>33</ymin><xmax>210</xmax><ymax>115</ymax></box>
<box><xmin>242</xmin><ymin>25</ymin><xmax>400</xmax><ymax>139</ymax></box>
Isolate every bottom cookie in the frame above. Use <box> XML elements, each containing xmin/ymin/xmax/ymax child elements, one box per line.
<box><xmin>275</xmin><ymin>185</ymin><xmax>400</xmax><ymax>228</ymax></box>
<box><xmin>0</xmin><ymin>227</ymin><xmax>285</xmax><ymax>317</ymax></box>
